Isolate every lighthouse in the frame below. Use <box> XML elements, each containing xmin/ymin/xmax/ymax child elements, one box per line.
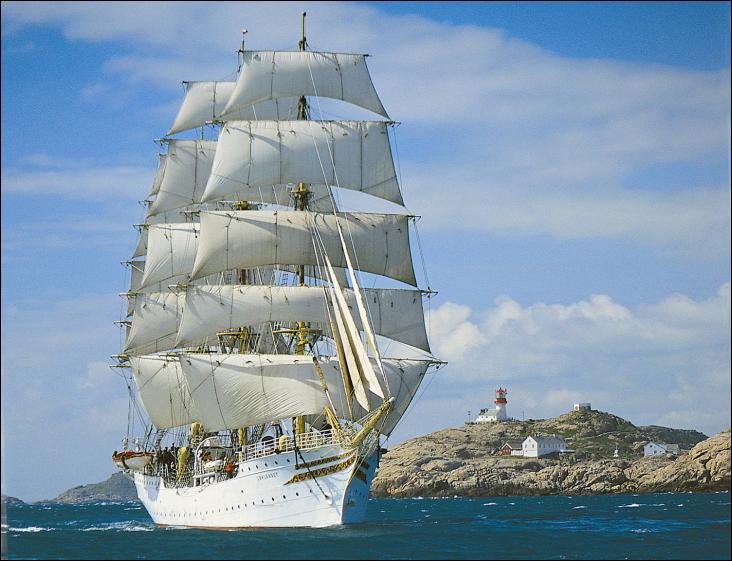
<box><xmin>475</xmin><ymin>387</ymin><xmax>509</xmax><ymax>423</ymax></box>
<box><xmin>494</xmin><ymin>387</ymin><xmax>508</xmax><ymax>421</ymax></box>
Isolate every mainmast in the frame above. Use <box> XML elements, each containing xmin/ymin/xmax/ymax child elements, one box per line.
<box><xmin>292</xmin><ymin>11</ymin><xmax>317</xmax><ymax>356</ymax></box>
<box><xmin>294</xmin><ymin>11</ymin><xmax>314</xmax><ymax>438</ymax></box>
<box><xmin>274</xmin><ymin>11</ymin><xmax>320</xmax><ymax>358</ymax></box>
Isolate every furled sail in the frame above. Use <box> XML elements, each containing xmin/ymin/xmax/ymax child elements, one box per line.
<box><xmin>146</xmin><ymin>140</ymin><xmax>216</xmax><ymax>217</ymax></box>
<box><xmin>220</xmin><ymin>51</ymin><xmax>389</xmax><ymax>120</ymax></box>
<box><xmin>202</xmin><ymin>120</ymin><xmax>402</xmax><ymax>206</ymax></box>
<box><xmin>139</xmin><ymin>223</ymin><xmax>199</xmax><ymax>289</ymax></box>
<box><xmin>124</xmin><ymin>291</ymin><xmax>182</xmax><ymax>356</ymax></box>
<box><xmin>190</xmin><ymin>211</ymin><xmax>416</xmax><ymax>286</ymax></box>
<box><xmin>167</xmin><ymin>81</ymin><xmax>301</xmax><ymax>135</ymax></box>
<box><xmin>178</xmin><ymin>353</ymin><xmax>430</xmax><ymax>433</ymax></box>
<box><xmin>129</xmin><ymin>355</ymin><xmax>199</xmax><ymax>430</ymax></box>
<box><xmin>175</xmin><ymin>284</ymin><xmax>429</xmax><ymax>352</ymax></box>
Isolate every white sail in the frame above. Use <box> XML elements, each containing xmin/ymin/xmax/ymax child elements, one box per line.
<box><xmin>125</xmin><ymin>260</ymin><xmax>145</xmax><ymax>316</ymax></box>
<box><xmin>124</xmin><ymin>291</ymin><xmax>182</xmax><ymax>356</ymax></box>
<box><xmin>191</xmin><ymin>211</ymin><xmax>416</xmax><ymax>286</ymax></box>
<box><xmin>144</xmin><ymin>134</ymin><xmax>345</xmax><ymax>213</ymax></box>
<box><xmin>220</xmin><ymin>51</ymin><xmax>389</xmax><ymax>120</ymax></box>
<box><xmin>178</xmin><ymin>353</ymin><xmax>429</xmax><ymax>433</ymax></box>
<box><xmin>132</xmin><ymin>208</ymin><xmax>194</xmax><ymax>260</ymax></box>
<box><xmin>148</xmin><ymin>154</ymin><xmax>167</xmax><ymax>198</ymax></box>
<box><xmin>323</xmin><ymin>253</ymin><xmax>384</xmax><ymax>409</ymax></box>
<box><xmin>129</xmin><ymin>355</ymin><xmax>199</xmax><ymax>430</ymax></box>
<box><xmin>179</xmin><ymin>353</ymin><xmax>331</xmax><ymax>433</ymax></box>
<box><xmin>202</xmin><ymin>120</ymin><xmax>402</xmax><ymax>206</ymax></box>
<box><xmin>167</xmin><ymin>81</ymin><xmax>301</xmax><ymax>135</ymax></box>
<box><xmin>175</xmin><ymin>284</ymin><xmax>429</xmax><ymax>352</ymax></box>
<box><xmin>146</xmin><ymin>140</ymin><xmax>216</xmax><ymax>217</ymax></box>
<box><xmin>139</xmin><ymin>223</ymin><xmax>199</xmax><ymax>289</ymax></box>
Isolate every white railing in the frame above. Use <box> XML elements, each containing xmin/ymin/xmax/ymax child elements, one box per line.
<box><xmin>237</xmin><ymin>429</ymin><xmax>342</xmax><ymax>462</ymax></box>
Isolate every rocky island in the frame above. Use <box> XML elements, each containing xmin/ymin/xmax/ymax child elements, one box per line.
<box><xmin>44</xmin><ymin>471</ymin><xmax>138</xmax><ymax>504</ymax></box>
<box><xmin>372</xmin><ymin>409</ymin><xmax>730</xmax><ymax>497</ymax></box>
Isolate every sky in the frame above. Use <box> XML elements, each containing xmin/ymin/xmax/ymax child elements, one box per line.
<box><xmin>1</xmin><ymin>1</ymin><xmax>730</xmax><ymax>502</ymax></box>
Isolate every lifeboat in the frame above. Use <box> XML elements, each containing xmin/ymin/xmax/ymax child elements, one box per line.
<box><xmin>112</xmin><ymin>450</ymin><xmax>153</xmax><ymax>471</ymax></box>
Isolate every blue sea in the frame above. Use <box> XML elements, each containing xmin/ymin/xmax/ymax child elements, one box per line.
<box><xmin>3</xmin><ymin>492</ymin><xmax>730</xmax><ymax>559</ymax></box>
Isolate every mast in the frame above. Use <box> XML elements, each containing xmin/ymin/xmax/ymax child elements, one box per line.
<box><xmin>295</xmin><ymin>11</ymin><xmax>311</xmax><ymax>438</ymax></box>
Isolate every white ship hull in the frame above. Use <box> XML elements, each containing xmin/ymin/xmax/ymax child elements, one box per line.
<box><xmin>133</xmin><ymin>444</ymin><xmax>378</xmax><ymax>528</ymax></box>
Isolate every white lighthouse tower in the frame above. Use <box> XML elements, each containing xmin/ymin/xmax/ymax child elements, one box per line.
<box><xmin>475</xmin><ymin>387</ymin><xmax>509</xmax><ymax>423</ymax></box>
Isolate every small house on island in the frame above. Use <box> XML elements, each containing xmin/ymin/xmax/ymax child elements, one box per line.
<box><xmin>500</xmin><ymin>440</ymin><xmax>524</xmax><ymax>456</ymax></box>
<box><xmin>573</xmin><ymin>403</ymin><xmax>591</xmax><ymax>411</ymax></box>
<box><xmin>523</xmin><ymin>435</ymin><xmax>567</xmax><ymax>458</ymax></box>
<box><xmin>643</xmin><ymin>442</ymin><xmax>680</xmax><ymax>457</ymax></box>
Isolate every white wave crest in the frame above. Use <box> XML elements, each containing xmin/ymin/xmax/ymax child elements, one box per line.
<box><xmin>81</xmin><ymin>521</ymin><xmax>153</xmax><ymax>532</ymax></box>
<box><xmin>7</xmin><ymin>526</ymin><xmax>55</xmax><ymax>533</ymax></box>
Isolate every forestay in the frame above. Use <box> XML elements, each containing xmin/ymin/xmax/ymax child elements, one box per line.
<box><xmin>220</xmin><ymin>51</ymin><xmax>389</xmax><ymax>120</ymax></box>
<box><xmin>167</xmin><ymin>81</ymin><xmax>301</xmax><ymax>135</ymax></box>
<box><xmin>190</xmin><ymin>211</ymin><xmax>417</xmax><ymax>286</ymax></box>
<box><xmin>130</xmin><ymin>356</ymin><xmax>199</xmax><ymax>430</ymax></box>
<box><xmin>202</xmin><ymin>120</ymin><xmax>402</xmax><ymax>206</ymax></box>
<box><xmin>175</xmin><ymin>284</ymin><xmax>430</xmax><ymax>352</ymax></box>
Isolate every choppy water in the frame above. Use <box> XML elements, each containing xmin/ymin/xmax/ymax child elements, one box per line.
<box><xmin>3</xmin><ymin>492</ymin><xmax>730</xmax><ymax>559</ymax></box>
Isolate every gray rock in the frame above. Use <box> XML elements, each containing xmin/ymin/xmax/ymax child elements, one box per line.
<box><xmin>372</xmin><ymin>410</ymin><xmax>727</xmax><ymax>498</ymax></box>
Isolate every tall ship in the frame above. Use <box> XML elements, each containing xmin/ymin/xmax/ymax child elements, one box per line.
<box><xmin>112</xmin><ymin>14</ymin><xmax>442</xmax><ymax>528</ymax></box>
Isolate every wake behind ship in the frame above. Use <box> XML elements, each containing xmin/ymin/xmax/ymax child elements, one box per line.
<box><xmin>111</xmin><ymin>14</ymin><xmax>442</xmax><ymax>528</ymax></box>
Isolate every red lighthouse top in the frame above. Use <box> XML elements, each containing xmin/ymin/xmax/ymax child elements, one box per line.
<box><xmin>495</xmin><ymin>387</ymin><xmax>507</xmax><ymax>404</ymax></box>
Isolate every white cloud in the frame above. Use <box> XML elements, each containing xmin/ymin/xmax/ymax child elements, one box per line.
<box><xmin>1</xmin><ymin>164</ymin><xmax>153</xmax><ymax>200</ymax></box>
<box><xmin>3</xmin><ymin>2</ymin><xmax>728</xmax><ymax>253</ymax></box>
<box><xmin>408</xmin><ymin>283</ymin><xmax>731</xmax><ymax>439</ymax></box>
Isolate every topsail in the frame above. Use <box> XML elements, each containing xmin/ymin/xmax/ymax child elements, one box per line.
<box><xmin>221</xmin><ymin>51</ymin><xmax>389</xmax><ymax>120</ymax></box>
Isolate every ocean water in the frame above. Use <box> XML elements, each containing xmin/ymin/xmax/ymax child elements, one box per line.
<box><xmin>2</xmin><ymin>492</ymin><xmax>730</xmax><ymax>560</ymax></box>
